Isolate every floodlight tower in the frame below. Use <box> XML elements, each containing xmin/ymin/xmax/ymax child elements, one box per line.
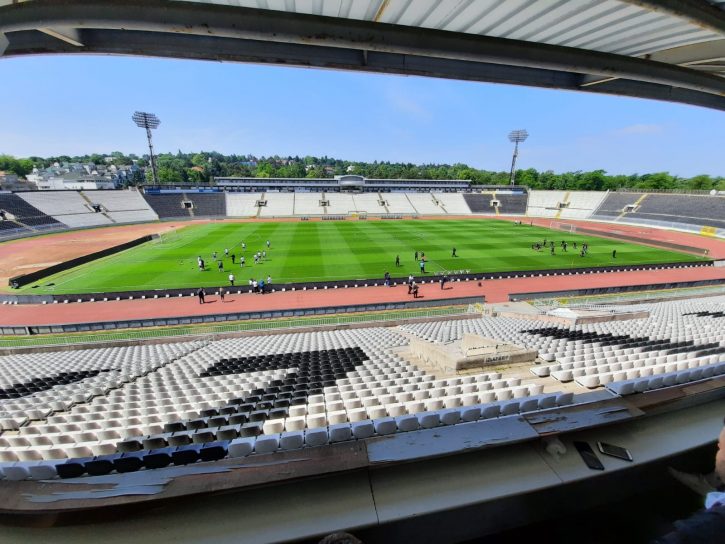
<box><xmin>508</xmin><ymin>129</ymin><xmax>528</xmax><ymax>186</ymax></box>
<box><xmin>132</xmin><ymin>111</ymin><xmax>161</xmax><ymax>184</ymax></box>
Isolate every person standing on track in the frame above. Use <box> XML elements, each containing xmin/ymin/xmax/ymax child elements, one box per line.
<box><xmin>197</xmin><ymin>287</ymin><xmax>205</xmax><ymax>304</ymax></box>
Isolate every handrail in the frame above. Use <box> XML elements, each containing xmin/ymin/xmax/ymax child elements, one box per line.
<box><xmin>0</xmin><ymin>305</ymin><xmax>472</xmax><ymax>349</ymax></box>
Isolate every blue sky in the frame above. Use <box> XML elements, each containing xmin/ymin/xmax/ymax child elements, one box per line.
<box><xmin>1</xmin><ymin>55</ymin><xmax>723</xmax><ymax>176</ymax></box>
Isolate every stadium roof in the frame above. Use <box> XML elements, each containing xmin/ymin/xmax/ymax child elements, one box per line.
<box><xmin>1</xmin><ymin>0</ymin><xmax>724</xmax><ymax>110</ymax></box>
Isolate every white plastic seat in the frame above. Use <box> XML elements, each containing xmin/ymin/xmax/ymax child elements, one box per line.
<box><xmin>351</xmin><ymin>420</ymin><xmax>375</xmax><ymax>439</ymax></box>
<box><xmin>440</xmin><ymin>409</ymin><xmax>461</xmax><ymax>426</ymax></box>
<box><xmin>461</xmin><ymin>407</ymin><xmax>481</xmax><ymax>421</ymax></box>
<box><xmin>279</xmin><ymin>431</ymin><xmax>304</xmax><ymax>451</ymax></box>
<box><xmin>284</xmin><ymin>416</ymin><xmax>306</xmax><ymax>432</ymax></box>
<box><xmin>28</xmin><ymin>462</ymin><xmax>59</xmax><ymax>480</ymax></box>
<box><xmin>228</xmin><ymin>437</ymin><xmax>255</xmax><ymax>457</ymax></box>
<box><xmin>500</xmin><ymin>401</ymin><xmax>520</xmax><ymax>416</ymax></box>
<box><xmin>255</xmin><ymin>434</ymin><xmax>280</xmax><ymax>454</ymax></box>
<box><xmin>304</xmin><ymin>427</ymin><xmax>329</xmax><ymax>447</ymax></box>
<box><xmin>373</xmin><ymin>418</ymin><xmax>397</xmax><ymax>435</ymax></box>
<box><xmin>329</xmin><ymin>423</ymin><xmax>352</xmax><ymax>443</ymax></box>
<box><xmin>3</xmin><ymin>464</ymin><xmax>30</xmax><ymax>481</ymax></box>
<box><xmin>417</xmin><ymin>412</ymin><xmax>440</xmax><ymax>429</ymax></box>
<box><xmin>395</xmin><ymin>415</ymin><xmax>419</xmax><ymax>432</ymax></box>
<box><xmin>481</xmin><ymin>404</ymin><xmax>501</xmax><ymax>419</ymax></box>
<box><xmin>609</xmin><ymin>381</ymin><xmax>635</xmax><ymax>395</ymax></box>
<box><xmin>327</xmin><ymin>410</ymin><xmax>348</xmax><ymax>425</ymax></box>
<box><xmin>495</xmin><ymin>389</ymin><xmax>513</xmax><ymax>401</ymax></box>
<box><xmin>537</xmin><ymin>394</ymin><xmax>557</xmax><ymax>410</ymax></box>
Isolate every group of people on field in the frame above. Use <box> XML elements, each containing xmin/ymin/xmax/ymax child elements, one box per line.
<box><xmin>531</xmin><ymin>238</ymin><xmax>594</xmax><ymax>258</ymax></box>
<box><xmin>196</xmin><ymin>239</ymin><xmax>273</xmax><ymax>301</ymax></box>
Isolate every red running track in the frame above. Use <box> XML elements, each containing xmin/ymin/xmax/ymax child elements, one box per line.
<box><xmin>2</xmin><ymin>267</ymin><xmax>724</xmax><ymax>327</ymax></box>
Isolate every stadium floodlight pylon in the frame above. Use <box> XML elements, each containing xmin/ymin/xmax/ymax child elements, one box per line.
<box><xmin>132</xmin><ymin>111</ymin><xmax>161</xmax><ymax>185</ymax></box>
<box><xmin>508</xmin><ymin>129</ymin><xmax>528</xmax><ymax>186</ymax></box>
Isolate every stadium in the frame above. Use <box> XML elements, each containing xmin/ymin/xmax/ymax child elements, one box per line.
<box><xmin>1</xmin><ymin>1</ymin><xmax>724</xmax><ymax>543</ymax></box>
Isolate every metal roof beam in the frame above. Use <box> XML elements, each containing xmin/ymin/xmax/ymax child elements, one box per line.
<box><xmin>4</xmin><ymin>28</ymin><xmax>725</xmax><ymax>111</ymax></box>
<box><xmin>580</xmin><ymin>39</ymin><xmax>725</xmax><ymax>87</ymax></box>
<box><xmin>37</xmin><ymin>26</ymin><xmax>84</xmax><ymax>47</ymax></box>
<box><xmin>1</xmin><ymin>0</ymin><xmax>724</xmax><ymax>99</ymax></box>
<box><xmin>621</xmin><ymin>0</ymin><xmax>725</xmax><ymax>34</ymax></box>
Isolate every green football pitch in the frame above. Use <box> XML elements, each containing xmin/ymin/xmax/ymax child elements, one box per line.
<box><xmin>19</xmin><ymin>219</ymin><xmax>703</xmax><ymax>295</ymax></box>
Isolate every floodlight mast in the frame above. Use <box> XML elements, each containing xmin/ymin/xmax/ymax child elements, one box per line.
<box><xmin>132</xmin><ymin>111</ymin><xmax>160</xmax><ymax>184</ymax></box>
<box><xmin>508</xmin><ymin>129</ymin><xmax>528</xmax><ymax>186</ymax></box>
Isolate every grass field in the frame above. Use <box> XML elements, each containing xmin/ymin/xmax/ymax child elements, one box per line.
<box><xmin>19</xmin><ymin>219</ymin><xmax>703</xmax><ymax>295</ymax></box>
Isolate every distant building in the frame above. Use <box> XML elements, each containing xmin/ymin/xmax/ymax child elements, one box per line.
<box><xmin>214</xmin><ymin>174</ymin><xmax>471</xmax><ymax>193</ymax></box>
<box><xmin>35</xmin><ymin>173</ymin><xmax>117</xmax><ymax>191</ymax></box>
<box><xmin>26</xmin><ymin>163</ymin><xmax>121</xmax><ymax>190</ymax></box>
<box><xmin>0</xmin><ymin>171</ymin><xmax>19</xmax><ymax>185</ymax></box>
<box><xmin>0</xmin><ymin>171</ymin><xmax>32</xmax><ymax>191</ymax></box>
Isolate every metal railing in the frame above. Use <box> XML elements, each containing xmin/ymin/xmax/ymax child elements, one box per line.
<box><xmin>530</xmin><ymin>284</ymin><xmax>725</xmax><ymax>310</ymax></box>
<box><xmin>614</xmin><ymin>188</ymin><xmax>720</xmax><ymax>195</ymax></box>
<box><xmin>0</xmin><ymin>305</ymin><xmax>472</xmax><ymax>350</ymax></box>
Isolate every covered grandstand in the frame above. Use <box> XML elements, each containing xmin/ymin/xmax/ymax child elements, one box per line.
<box><xmin>2</xmin><ymin>187</ymin><xmax>724</xmax><ymax>240</ymax></box>
<box><xmin>1</xmin><ymin>0</ymin><xmax>724</xmax><ymax>541</ymax></box>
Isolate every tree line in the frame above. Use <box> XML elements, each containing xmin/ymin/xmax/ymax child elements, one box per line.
<box><xmin>1</xmin><ymin>152</ymin><xmax>722</xmax><ymax>192</ymax></box>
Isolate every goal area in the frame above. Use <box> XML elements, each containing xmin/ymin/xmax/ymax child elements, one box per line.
<box><xmin>549</xmin><ymin>221</ymin><xmax>577</xmax><ymax>233</ymax></box>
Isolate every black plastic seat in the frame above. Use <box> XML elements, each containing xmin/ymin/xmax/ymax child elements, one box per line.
<box><xmin>143</xmin><ymin>447</ymin><xmax>176</xmax><ymax>469</ymax></box>
<box><xmin>192</xmin><ymin>430</ymin><xmax>216</xmax><ymax>444</ymax></box>
<box><xmin>113</xmin><ymin>451</ymin><xmax>145</xmax><ymax>473</ymax></box>
<box><xmin>200</xmin><ymin>441</ymin><xmax>229</xmax><ymax>462</ymax></box>
<box><xmin>240</xmin><ymin>421</ymin><xmax>263</xmax><ymax>437</ymax></box>
<box><xmin>85</xmin><ymin>454</ymin><xmax>121</xmax><ymax>476</ymax></box>
<box><xmin>186</xmin><ymin>418</ymin><xmax>208</xmax><ymax>430</ymax></box>
<box><xmin>268</xmin><ymin>407</ymin><xmax>289</xmax><ymax>419</ymax></box>
<box><xmin>163</xmin><ymin>421</ymin><xmax>186</xmax><ymax>433</ymax></box>
<box><xmin>118</xmin><ymin>438</ymin><xmax>143</xmax><ymax>452</ymax></box>
<box><xmin>56</xmin><ymin>457</ymin><xmax>93</xmax><ymax>479</ymax></box>
<box><xmin>228</xmin><ymin>413</ymin><xmax>249</xmax><ymax>426</ymax></box>
<box><xmin>207</xmin><ymin>415</ymin><xmax>228</xmax><ymax>427</ymax></box>
<box><xmin>249</xmin><ymin>410</ymin><xmax>269</xmax><ymax>422</ymax></box>
<box><xmin>172</xmin><ymin>444</ymin><xmax>202</xmax><ymax>465</ymax></box>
